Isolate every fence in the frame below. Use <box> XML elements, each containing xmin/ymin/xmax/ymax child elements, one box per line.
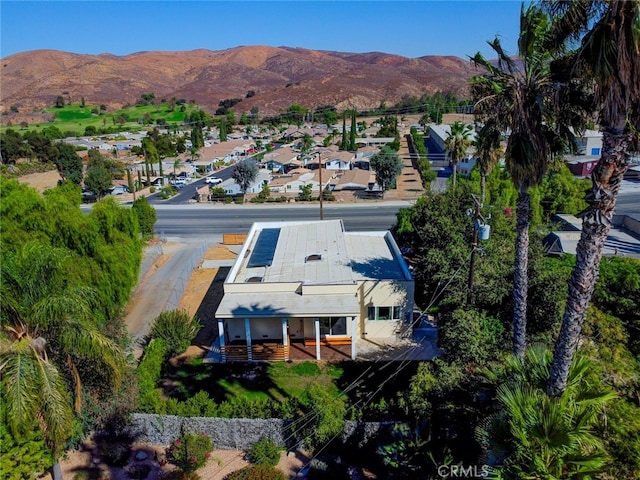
<box><xmin>165</xmin><ymin>240</ymin><xmax>212</xmax><ymax>311</ymax></box>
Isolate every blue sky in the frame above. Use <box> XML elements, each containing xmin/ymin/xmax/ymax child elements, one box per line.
<box><xmin>1</xmin><ymin>1</ymin><xmax>522</xmax><ymax>59</ymax></box>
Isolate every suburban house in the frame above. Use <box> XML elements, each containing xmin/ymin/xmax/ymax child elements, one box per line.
<box><xmin>330</xmin><ymin>168</ymin><xmax>376</xmax><ymax>191</ymax></box>
<box><xmin>213</xmin><ymin>219</ymin><xmax>414</xmax><ymax>362</ymax></box>
<box><xmin>262</xmin><ymin>147</ymin><xmax>300</xmax><ymax>172</ymax></box>
<box><xmin>268</xmin><ymin>169</ymin><xmax>331</xmax><ymax>195</ymax></box>
<box><xmin>575</xmin><ymin>129</ymin><xmax>603</xmax><ymax>156</ymax></box>
<box><xmin>193</xmin><ymin>139</ymin><xmax>257</xmax><ymax>173</ymax></box>
<box><xmin>324</xmin><ymin>151</ymin><xmax>355</xmax><ymax>170</ymax></box>
<box><xmin>543</xmin><ymin>214</ymin><xmax>640</xmax><ymax>258</ymax></box>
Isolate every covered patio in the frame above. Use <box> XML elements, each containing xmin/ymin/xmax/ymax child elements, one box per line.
<box><xmin>214</xmin><ymin>291</ymin><xmax>360</xmax><ymax>362</ymax></box>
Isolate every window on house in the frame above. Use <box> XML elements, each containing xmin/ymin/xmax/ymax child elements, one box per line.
<box><xmin>367</xmin><ymin>306</ymin><xmax>402</xmax><ymax>321</ymax></box>
<box><xmin>319</xmin><ymin>317</ymin><xmax>347</xmax><ymax>335</ymax></box>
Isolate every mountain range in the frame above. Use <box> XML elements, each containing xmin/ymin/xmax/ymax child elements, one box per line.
<box><xmin>1</xmin><ymin>46</ymin><xmax>479</xmax><ymax>117</ymax></box>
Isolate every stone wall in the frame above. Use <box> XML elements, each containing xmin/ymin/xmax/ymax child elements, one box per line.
<box><xmin>131</xmin><ymin>414</ymin><xmax>399</xmax><ymax>450</ymax></box>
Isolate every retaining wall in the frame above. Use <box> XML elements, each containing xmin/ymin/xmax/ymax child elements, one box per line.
<box><xmin>131</xmin><ymin>414</ymin><xmax>398</xmax><ymax>450</ymax></box>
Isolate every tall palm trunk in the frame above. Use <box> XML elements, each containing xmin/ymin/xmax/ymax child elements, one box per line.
<box><xmin>513</xmin><ymin>185</ymin><xmax>530</xmax><ymax>357</ymax></box>
<box><xmin>452</xmin><ymin>160</ymin><xmax>458</xmax><ymax>188</ymax></box>
<box><xmin>547</xmin><ymin>127</ymin><xmax>630</xmax><ymax>397</ymax></box>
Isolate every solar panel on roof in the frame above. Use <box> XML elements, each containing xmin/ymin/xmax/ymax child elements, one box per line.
<box><xmin>247</xmin><ymin>228</ymin><xmax>281</xmax><ymax>268</ymax></box>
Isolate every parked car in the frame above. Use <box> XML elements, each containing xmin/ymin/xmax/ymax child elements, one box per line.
<box><xmin>205</xmin><ymin>176</ymin><xmax>223</xmax><ymax>185</ymax></box>
<box><xmin>171</xmin><ymin>179</ymin><xmax>188</xmax><ymax>188</ymax></box>
<box><xmin>109</xmin><ymin>185</ymin><xmax>130</xmax><ymax>195</ymax></box>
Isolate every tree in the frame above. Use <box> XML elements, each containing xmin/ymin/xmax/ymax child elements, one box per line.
<box><xmin>443</xmin><ymin>121</ymin><xmax>473</xmax><ymax>188</ymax></box>
<box><xmin>132</xmin><ymin>196</ymin><xmax>157</xmax><ymax>239</ymax></box>
<box><xmin>473</xmin><ymin>121</ymin><xmax>502</xmax><ymax>202</ymax></box>
<box><xmin>149</xmin><ymin>309</ymin><xmax>200</xmax><ymax>356</ymax></box>
<box><xmin>470</xmin><ymin>4</ymin><xmax>589</xmax><ymax>357</ymax></box>
<box><xmin>191</xmin><ymin>126</ymin><xmax>204</xmax><ymax>149</ymax></box>
<box><xmin>370</xmin><ymin>146</ymin><xmax>403</xmax><ymax>195</ymax></box>
<box><xmin>349</xmin><ymin>109</ymin><xmax>357</xmax><ymax>151</ymax></box>
<box><xmin>480</xmin><ymin>347</ymin><xmax>614</xmax><ymax>479</ymax></box>
<box><xmin>219</xmin><ymin>119</ymin><xmax>227</xmax><ymax>142</ymax></box>
<box><xmin>84</xmin><ymin>166</ymin><xmax>112</xmax><ymax>197</ymax></box>
<box><xmin>127</xmin><ymin>169</ymin><xmax>136</xmax><ymax>201</ymax></box>
<box><xmin>299</xmin><ymin>133</ymin><xmax>313</xmax><ymax>155</ymax></box>
<box><xmin>232</xmin><ymin>159</ymin><xmax>258</xmax><ymax>194</ymax></box>
<box><xmin>340</xmin><ymin>111</ymin><xmax>347</xmax><ymax>150</ymax></box>
<box><xmin>0</xmin><ymin>129</ymin><xmax>28</xmax><ymax>163</ymax></box>
<box><xmin>545</xmin><ymin>0</ymin><xmax>640</xmax><ymax>398</ymax></box>
<box><xmin>54</xmin><ymin>143</ymin><xmax>83</xmax><ymax>184</ymax></box>
<box><xmin>23</xmin><ymin>132</ymin><xmax>56</xmax><ymax>163</ymax></box>
<box><xmin>0</xmin><ymin>243</ymin><xmax>127</xmax><ymax>479</ymax></box>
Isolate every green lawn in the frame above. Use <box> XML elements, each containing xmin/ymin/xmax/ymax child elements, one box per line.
<box><xmin>1</xmin><ymin>102</ymin><xmax>199</xmax><ymax>136</ymax></box>
<box><xmin>165</xmin><ymin>360</ymin><xmax>345</xmax><ymax>404</ymax></box>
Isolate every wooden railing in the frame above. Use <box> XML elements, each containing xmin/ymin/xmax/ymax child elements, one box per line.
<box><xmin>221</xmin><ymin>343</ymin><xmax>289</xmax><ymax>362</ymax></box>
<box><xmin>304</xmin><ymin>336</ymin><xmax>352</xmax><ymax>347</ymax></box>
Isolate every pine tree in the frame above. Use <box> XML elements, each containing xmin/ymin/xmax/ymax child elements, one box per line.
<box><xmin>349</xmin><ymin>109</ymin><xmax>357</xmax><ymax>151</ymax></box>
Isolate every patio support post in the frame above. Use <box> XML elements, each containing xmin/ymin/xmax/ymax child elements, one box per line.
<box><xmin>245</xmin><ymin>318</ymin><xmax>252</xmax><ymax>361</ymax></box>
<box><xmin>314</xmin><ymin>318</ymin><xmax>321</xmax><ymax>360</ymax></box>
<box><xmin>218</xmin><ymin>319</ymin><xmax>226</xmax><ymax>363</ymax></box>
<box><xmin>351</xmin><ymin>316</ymin><xmax>357</xmax><ymax>360</ymax></box>
<box><xmin>282</xmin><ymin>318</ymin><xmax>289</xmax><ymax>361</ymax></box>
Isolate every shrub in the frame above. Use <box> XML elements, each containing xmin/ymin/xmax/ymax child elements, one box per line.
<box><xmin>246</xmin><ymin>437</ymin><xmax>282</xmax><ymax>467</ymax></box>
<box><xmin>149</xmin><ymin>186</ymin><xmax>156</xmax><ymax>193</ymax></box>
<box><xmin>100</xmin><ymin>441</ymin><xmax>130</xmax><ymax>467</ymax></box>
<box><xmin>168</xmin><ymin>432</ymin><xmax>213</xmax><ymax>474</ymax></box>
<box><xmin>149</xmin><ymin>310</ymin><xmax>201</xmax><ymax>356</ymax></box>
<box><xmin>225</xmin><ymin>465</ymin><xmax>285</xmax><ymax>480</ymax></box>
<box><xmin>137</xmin><ymin>338</ymin><xmax>168</xmax><ymax>413</ymax></box>
<box><xmin>132</xmin><ymin>196</ymin><xmax>157</xmax><ymax>239</ymax></box>
<box><xmin>296</xmin><ymin>383</ymin><xmax>346</xmax><ymax>452</ymax></box>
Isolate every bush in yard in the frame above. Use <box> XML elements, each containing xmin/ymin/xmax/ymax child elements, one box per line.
<box><xmin>137</xmin><ymin>338</ymin><xmax>168</xmax><ymax>413</ymax></box>
<box><xmin>224</xmin><ymin>464</ymin><xmax>285</xmax><ymax>480</ymax></box>
<box><xmin>246</xmin><ymin>437</ymin><xmax>282</xmax><ymax>467</ymax></box>
<box><xmin>296</xmin><ymin>383</ymin><xmax>346</xmax><ymax>452</ymax></box>
<box><xmin>149</xmin><ymin>309</ymin><xmax>201</xmax><ymax>356</ymax></box>
<box><xmin>168</xmin><ymin>432</ymin><xmax>213</xmax><ymax>474</ymax></box>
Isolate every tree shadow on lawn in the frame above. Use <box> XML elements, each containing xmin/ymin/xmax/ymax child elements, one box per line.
<box><xmin>334</xmin><ymin>360</ymin><xmax>420</xmax><ymax>421</ymax></box>
<box><xmin>160</xmin><ymin>361</ymin><xmax>289</xmax><ymax>404</ymax></box>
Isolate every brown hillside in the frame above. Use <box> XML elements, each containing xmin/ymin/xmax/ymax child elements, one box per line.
<box><xmin>0</xmin><ymin>47</ymin><xmax>480</xmax><ymax>116</ymax></box>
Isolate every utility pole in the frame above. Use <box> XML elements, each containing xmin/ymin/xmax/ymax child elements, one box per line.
<box><xmin>467</xmin><ymin>194</ymin><xmax>489</xmax><ymax>307</ymax></box>
<box><xmin>317</xmin><ymin>152</ymin><xmax>324</xmax><ymax>220</ymax></box>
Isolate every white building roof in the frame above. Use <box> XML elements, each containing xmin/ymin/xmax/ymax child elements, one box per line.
<box><xmin>227</xmin><ymin>219</ymin><xmax>411</xmax><ymax>285</ymax></box>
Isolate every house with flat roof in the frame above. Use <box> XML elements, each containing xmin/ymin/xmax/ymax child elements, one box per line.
<box><xmin>214</xmin><ymin>219</ymin><xmax>414</xmax><ymax>362</ymax></box>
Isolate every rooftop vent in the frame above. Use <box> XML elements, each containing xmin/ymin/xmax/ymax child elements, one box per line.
<box><xmin>245</xmin><ymin>276</ymin><xmax>264</xmax><ymax>283</ymax></box>
<box><xmin>305</xmin><ymin>254</ymin><xmax>322</xmax><ymax>262</ymax></box>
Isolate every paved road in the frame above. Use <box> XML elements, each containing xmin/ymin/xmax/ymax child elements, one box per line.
<box><xmin>153</xmin><ymin>202</ymin><xmax>411</xmax><ymax>238</ymax></box>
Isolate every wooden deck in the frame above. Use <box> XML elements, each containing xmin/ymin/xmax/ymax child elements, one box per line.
<box><xmin>220</xmin><ymin>340</ymin><xmax>353</xmax><ymax>362</ymax></box>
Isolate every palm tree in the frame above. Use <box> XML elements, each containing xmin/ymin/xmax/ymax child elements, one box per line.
<box><xmin>470</xmin><ymin>4</ymin><xmax>588</xmax><ymax>357</ymax></box>
<box><xmin>443</xmin><ymin>120</ymin><xmax>473</xmax><ymax>188</ymax></box>
<box><xmin>0</xmin><ymin>242</ymin><xmax>127</xmax><ymax>479</ymax></box>
<box><xmin>473</xmin><ymin>120</ymin><xmax>503</xmax><ymax>202</ymax></box>
<box><xmin>480</xmin><ymin>346</ymin><xmax>614</xmax><ymax>479</ymax></box>
<box><xmin>172</xmin><ymin>158</ymin><xmax>181</xmax><ymax>183</ymax></box>
<box><xmin>545</xmin><ymin>0</ymin><xmax>640</xmax><ymax>398</ymax></box>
